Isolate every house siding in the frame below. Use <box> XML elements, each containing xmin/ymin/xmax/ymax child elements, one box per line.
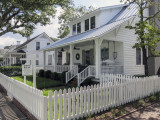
<box><xmin>26</xmin><ymin>35</ymin><xmax>54</xmax><ymax>67</ymax></box>
<box><xmin>116</xmin><ymin>18</ymin><xmax>145</xmax><ymax>75</ymax></box>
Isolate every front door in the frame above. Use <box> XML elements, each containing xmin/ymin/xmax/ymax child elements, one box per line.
<box><xmin>84</xmin><ymin>49</ymin><xmax>94</xmax><ymax>65</ymax></box>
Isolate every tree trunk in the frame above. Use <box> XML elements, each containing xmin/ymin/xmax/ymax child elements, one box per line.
<box><xmin>142</xmin><ymin>46</ymin><xmax>149</xmax><ymax>76</ymax></box>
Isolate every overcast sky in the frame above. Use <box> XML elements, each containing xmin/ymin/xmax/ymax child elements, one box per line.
<box><xmin>0</xmin><ymin>0</ymin><xmax>122</xmax><ymax>49</ymax></box>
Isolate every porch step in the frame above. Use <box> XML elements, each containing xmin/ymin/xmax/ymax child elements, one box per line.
<box><xmin>91</xmin><ymin>78</ymin><xmax>100</xmax><ymax>82</ymax></box>
<box><xmin>68</xmin><ymin>77</ymin><xmax>78</xmax><ymax>86</ymax></box>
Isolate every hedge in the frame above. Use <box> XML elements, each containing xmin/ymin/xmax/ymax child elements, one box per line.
<box><xmin>0</xmin><ymin>66</ymin><xmax>22</xmax><ymax>76</ymax></box>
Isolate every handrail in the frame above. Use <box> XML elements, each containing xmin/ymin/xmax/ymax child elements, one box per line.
<box><xmin>77</xmin><ymin>65</ymin><xmax>96</xmax><ymax>86</ymax></box>
<box><xmin>65</xmin><ymin>66</ymin><xmax>78</xmax><ymax>84</ymax></box>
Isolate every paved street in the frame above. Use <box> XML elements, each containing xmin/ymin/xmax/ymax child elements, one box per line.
<box><xmin>0</xmin><ymin>91</ymin><xmax>27</xmax><ymax>120</ymax></box>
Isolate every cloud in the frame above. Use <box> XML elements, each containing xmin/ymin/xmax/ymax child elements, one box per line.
<box><xmin>0</xmin><ymin>36</ymin><xmax>26</xmax><ymax>49</ymax></box>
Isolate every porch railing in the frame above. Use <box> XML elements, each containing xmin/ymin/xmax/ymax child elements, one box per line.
<box><xmin>44</xmin><ymin>65</ymin><xmax>54</xmax><ymax>72</ymax></box>
<box><xmin>101</xmin><ymin>65</ymin><xmax>123</xmax><ymax>74</ymax></box>
<box><xmin>45</xmin><ymin>65</ymin><xmax>78</xmax><ymax>73</ymax></box>
<box><xmin>66</xmin><ymin>66</ymin><xmax>78</xmax><ymax>84</ymax></box>
<box><xmin>77</xmin><ymin>65</ymin><xmax>96</xmax><ymax>86</ymax></box>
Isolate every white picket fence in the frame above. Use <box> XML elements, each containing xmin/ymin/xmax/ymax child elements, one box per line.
<box><xmin>1</xmin><ymin>72</ymin><xmax>160</xmax><ymax>120</ymax></box>
<box><xmin>47</xmin><ymin>74</ymin><xmax>160</xmax><ymax>120</ymax></box>
<box><xmin>100</xmin><ymin>74</ymin><xmax>137</xmax><ymax>84</ymax></box>
<box><xmin>0</xmin><ymin>73</ymin><xmax>47</xmax><ymax>120</ymax></box>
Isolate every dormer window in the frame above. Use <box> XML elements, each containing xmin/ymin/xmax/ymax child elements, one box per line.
<box><xmin>77</xmin><ymin>22</ymin><xmax>81</xmax><ymax>34</ymax></box>
<box><xmin>91</xmin><ymin>16</ymin><xmax>95</xmax><ymax>29</ymax></box>
<box><xmin>72</xmin><ymin>24</ymin><xmax>76</xmax><ymax>35</ymax></box>
<box><xmin>85</xmin><ymin>19</ymin><xmax>89</xmax><ymax>31</ymax></box>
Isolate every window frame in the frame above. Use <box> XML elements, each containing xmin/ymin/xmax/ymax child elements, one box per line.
<box><xmin>136</xmin><ymin>48</ymin><xmax>142</xmax><ymax>65</ymax></box>
<box><xmin>36</xmin><ymin>60</ymin><xmax>39</xmax><ymax>65</ymax></box>
<box><xmin>72</xmin><ymin>24</ymin><xmax>77</xmax><ymax>35</ymax></box>
<box><xmin>101</xmin><ymin>48</ymin><xmax>109</xmax><ymax>61</ymax></box>
<box><xmin>48</xmin><ymin>55</ymin><xmax>52</xmax><ymax>65</ymax></box>
<box><xmin>47</xmin><ymin>43</ymin><xmax>50</xmax><ymax>46</ymax></box>
<box><xmin>90</xmin><ymin>16</ymin><xmax>96</xmax><ymax>29</ymax></box>
<box><xmin>36</xmin><ymin>42</ymin><xmax>40</xmax><ymax>50</ymax></box>
<box><xmin>85</xmin><ymin>19</ymin><xmax>89</xmax><ymax>31</ymax></box>
<box><xmin>77</xmin><ymin>22</ymin><xmax>81</xmax><ymax>34</ymax></box>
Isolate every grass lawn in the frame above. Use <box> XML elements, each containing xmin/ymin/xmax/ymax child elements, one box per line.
<box><xmin>12</xmin><ymin>76</ymin><xmax>65</xmax><ymax>89</ymax></box>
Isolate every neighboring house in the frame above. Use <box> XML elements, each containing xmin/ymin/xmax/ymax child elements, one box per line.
<box><xmin>42</xmin><ymin>4</ymin><xmax>148</xmax><ymax>85</ymax></box>
<box><xmin>148</xmin><ymin>0</ymin><xmax>160</xmax><ymax>75</ymax></box>
<box><xmin>3</xmin><ymin>32</ymin><xmax>54</xmax><ymax>68</ymax></box>
<box><xmin>3</xmin><ymin>43</ymin><xmax>25</xmax><ymax>66</ymax></box>
<box><xmin>0</xmin><ymin>49</ymin><xmax>9</xmax><ymax>58</ymax></box>
<box><xmin>0</xmin><ymin>49</ymin><xmax>9</xmax><ymax>65</ymax></box>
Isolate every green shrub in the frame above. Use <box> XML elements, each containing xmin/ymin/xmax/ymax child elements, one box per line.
<box><xmin>44</xmin><ymin>70</ymin><xmax>52</xmax><ymax>78</ymax></box>
<box><xmin>149</xmin><ymin>95</ymin><xmax>156</xmax><ymax>102</ymax></box>
<box><xmin>0</xmin><ymin>66</ymin><xmax>22</xmax><ymax>76</ymax></box>
<box><xmin>61</xmin><ymin>71</ymin><xmax>67</xmax><ymax>83</ymax></box>
<box><xmin>38</xmin><ymin>69</ymin><xmax>44</xmax><ymax>77</ymax></box>
<box><xmin>138</xmin><ymin>99</ymin><xmax>145</xmax><ymax>106</ymax></box>
<box><xmin>51</xmin><ymin>72</ymin><xmax>58</xmax><ymax>80</ymax></box>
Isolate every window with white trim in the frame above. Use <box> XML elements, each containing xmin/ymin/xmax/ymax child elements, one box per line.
<box><xmin>36</xmin><ymin>60</ymin><xmax>39</xmax><ymax>65</ymax></box>
<box><xmin>48</xmin><ymin>55</ymin><xmax>52</xmax><ymax>65</ymax></box>
<box><xmin>72</xmin><ymin>24</ymin><xmax>76</xmax><ymax>35</ymax></box>
<box><xmin>77</xmin><ymin>22</ymin><xmax>81</xmax><ymax>34</ymax></box>
<box><xmin>136</xmin><ymin>48</ymin><xmax>141</xmax><ymax>65</ymax></box>
<box><xmin>90</xmin><ymin>16</ymin><xmax>95</xmax><ymax>29</ymax></box>
<box><xmin>36</xmin><ymin>42</ymin><xmax>40</xmax><ymax>50</ymax></box>
<box><xmin>85</xmin><ymin>19</ymin><xmax>89</xmax><ymax>31</ymax></box>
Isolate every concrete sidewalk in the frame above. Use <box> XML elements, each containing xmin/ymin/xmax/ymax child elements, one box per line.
<box><xmin>0</xmin><ymin>91</ymin><xmax>27</xmax><ymax>120</ymax></box>
<box><xmin>119</xmin><ymin>102</ymin><xmax>160</xmax><ymax>120</ymax></box>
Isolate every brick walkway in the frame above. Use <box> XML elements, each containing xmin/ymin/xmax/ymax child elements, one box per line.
<box><xmin>119</xmin><ymin>102</ymin><xmax>160</xmax><ymax>120</ymax></box>
<box><xmin>0</xmin><ymin>92</ymin><xmax>27</xmax><ymax>120</ymax></box>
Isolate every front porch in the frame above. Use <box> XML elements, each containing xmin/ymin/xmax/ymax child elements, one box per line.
<box><xmin>3</xmin><ymin>52</ymin><xmax>26</xmax><ymax>66</ymax></box>
<box><xmin>44</xmin><ymin>38</ymin><xmax>124</xmax><ymax>86</ymax></box>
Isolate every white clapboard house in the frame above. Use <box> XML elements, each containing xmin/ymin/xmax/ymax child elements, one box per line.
<box><xmin>42</xmin><ymin>4</ymin><xmax>148</xmax><ymax>86</ymax></box>
<box><xmin>3</xmin><ymin>32</ymin><xmax>54</xmax><ymax>69</ymax></box>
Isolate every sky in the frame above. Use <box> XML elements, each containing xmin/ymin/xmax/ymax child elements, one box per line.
<box><xmin>0</xmin><ymin>0</ymin><xmax>122</xmax><ymax>49</ymax></box>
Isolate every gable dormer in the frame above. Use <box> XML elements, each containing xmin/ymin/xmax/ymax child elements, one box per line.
<box><xmin>68</xmin><ymin>4</ymin><xmax>128</xmax><ymax>37</ymax></box>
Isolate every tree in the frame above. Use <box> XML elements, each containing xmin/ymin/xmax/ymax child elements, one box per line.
<box><xmin>0</xmin><ymin>0</ymin><xmax>71</xmax><ymax>37</ymax></box>
<box><xmin>58</xmin><ymin>6</ymin><xmax>94</xmax><ymax>38</ymax></box>
<box><xmin>121</xmin><ymin>0</ymin><xmax>160</xmax><ymax>75</ymax></box>
<box><xmin>4</xmin><ymin>46</ymin><xmax>11</xmax><ymax>49</ymax></box>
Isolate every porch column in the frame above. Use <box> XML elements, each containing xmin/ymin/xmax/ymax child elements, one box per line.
<box><xmin>43</xmin><ymin>50</ymin><xmax>46</xmax><ymax>70</ymax></box>
<box><xmin>9</xmin><ymin>54</ymin><xmax>11</xmax><ymax>66</ymax></box>
<box><xmin>54</xmin><ymin>49</ymin><xmax>58</xmax><ymax>72</ymax></box>
<box><xmin>70</xmin><ymin>44</ymin><xmax>74</xmax><ymax>70</ymax></box>
<box><xmin>95</xmin><ymin>39</ymin><xmax>102</xmax><ymax>78</ymax></box>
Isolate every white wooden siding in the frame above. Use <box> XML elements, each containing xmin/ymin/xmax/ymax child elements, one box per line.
<box><xmin>116</xmin><ymin>18</ymin><xmax>145</xmax><ymax>75</ymax></box>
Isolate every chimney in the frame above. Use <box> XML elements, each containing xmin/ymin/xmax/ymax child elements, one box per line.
<box><xmin>17</xmin><ymin>41</ymin><xmax>20</xmax><ymax>45</ymax></box>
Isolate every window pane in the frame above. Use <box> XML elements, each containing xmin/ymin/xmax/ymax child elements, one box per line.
<box><xmin>85</xmin><ymin>19</ymin><xmax>89</xmax><ymax>31</ymax></box>
<box><xmin>72</xmin><ymin>24</ymin><xmax>76</xmax><ymax>35</ymax></box>
<box><xmin>101</xmin><ymin>48</ymin><xmax>109</xmax><ymax>61</ymax></box>
<box><xmin>36</xmin><ymin>42</ymin><xmax>40</xmax><ymax>50</ymax></box>
<box><xmin>77</xmin><ymin>22</ymin><xmax>81</xmax><ymax>34</ymax></box>
<box><xmin>48</xmin><ymin>55</ymin><xmax>52</xmax><ymax>65</ymax></box>
<box><xmin>36</xmin><ymin>60</ymin><xmax>39</xmax><ymax>65</ymax></box>
<box><xmin>136</xmin><ymin>48</ymin><xmax>141</xmax><ymax>65</ymax></box>
<box><xmin>47</xmin><ymin>43</ymin><xmax>50</xmax><ymax>45</ymax></box>
<box><xmin>90</xmin><ymin>16</ymin><xmax>95</xmax><ymax>29</ymax></box>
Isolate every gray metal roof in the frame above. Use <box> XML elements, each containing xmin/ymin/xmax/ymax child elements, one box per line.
<box><xmin>43</xmin><ymin>4</ymin><xmax>138</xmax><ymax>50</ymax></box>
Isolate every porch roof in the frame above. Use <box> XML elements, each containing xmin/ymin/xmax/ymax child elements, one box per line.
<box><xmin>43</xmin><ymin>4</ymin><xmax>138</xmax><ymax>51</ymax></box>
